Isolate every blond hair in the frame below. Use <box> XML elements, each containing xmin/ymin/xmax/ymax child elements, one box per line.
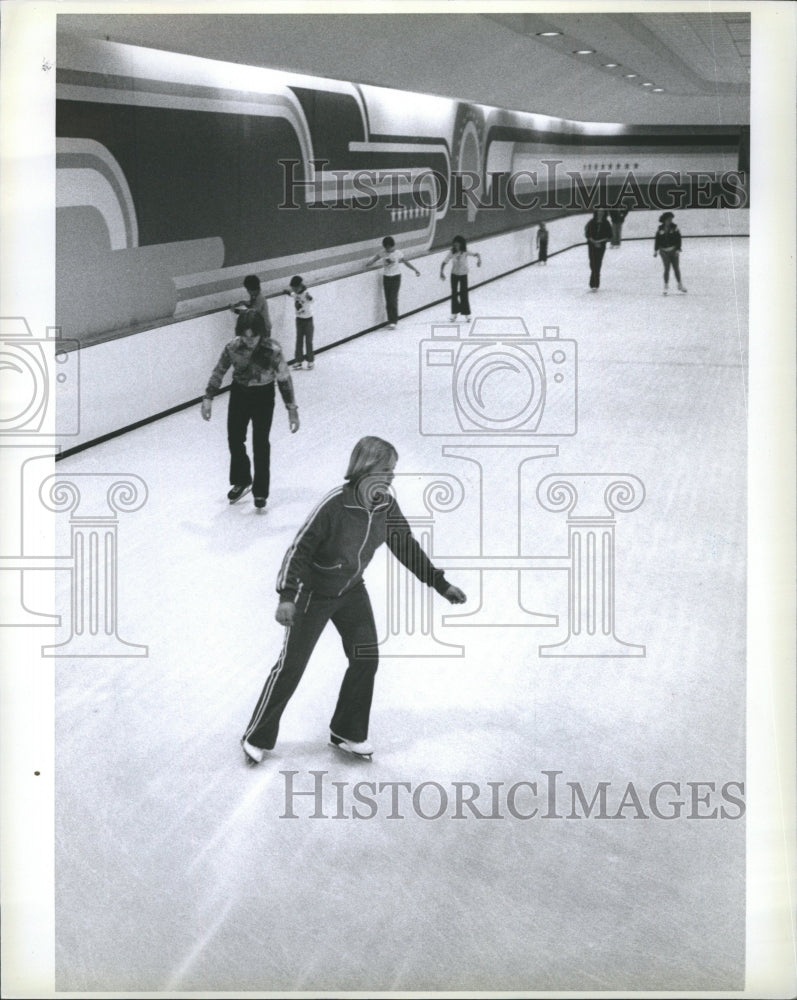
<box><xmin>344</xmin><ymin>436</ymin><xmax>398</xmax><ymax>482</ymax></box>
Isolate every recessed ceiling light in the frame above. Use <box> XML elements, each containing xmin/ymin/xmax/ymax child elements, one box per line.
<box><xmin>573</xmin><ymin>49</ymin><xmax>595</xmax><ymax>55</ymax></box>
<box><xmin>652</xmin><ymin>88</ymin><xmax>664</xmax><ymax>93</ymax></box>
<box><xmin>536</xmin><ymin>31</ymin><xmax>562</xmax><ymax>37</ymax></box>
<box><xmin>624</xmin><ymin>73</ymin><xmax>638</xmax><ymax>78</ymax></box>
<box><xmin>641</xmin><ymin>82</ymin><xmax>654</xmax><ymax>87</ymax></box>
<box><xmin>603</xmin><ymin>63</ymin><xmax>619</xmax><ymax>68</ymax></box>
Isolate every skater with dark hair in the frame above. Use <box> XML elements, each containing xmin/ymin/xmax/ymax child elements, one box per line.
<box><xmin>585</xmin><ymin>209</ymin><xmax>612</xmax><ymax>291</ymax></box>
<box><xmin>536</xmin><ymin>222</ymin><xmax>549</xmax><ymax>263</ymax></box>
<box><xmin>201</xmin><ymin>309</ymin><xmax>299</xmax><ymax>510</ymax></box>
<box><xmin>231</xmin><ymin>274</ymin><xmax>271</xmax><ymax>334</ymax></box>
<box><xmin>240</xmin><ymin>435</ymin><xmax>467</xmax><ymax>763</ymax></box>
<box><xmin>609</xmin><ymin>208</ymin><xmax>628</xmax><ymax>248</ymax></box>
<box><xmin>284</xmin><ymin>275</ymin><xmax>315</xmax><ymax>370</ymax></box>
<box><xmin>440</xmin><ymin>235</ymin><xmax>481</xmax><ymax>321</ymax></box>
<box><xmin>365</xmin><ymin>236</ymin><xmax>420</xmax><ymax>329</ymax></box>
<box><xmin>654</xmin><ymin>212</ymin><xmax>687</xmax><ymax>295</ymax></box>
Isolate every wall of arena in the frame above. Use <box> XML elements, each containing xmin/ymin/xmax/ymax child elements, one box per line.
<box><xmin>54</xmin><ymin>34</ymin><xmax>749</xmax><ymax>451</ymax></box>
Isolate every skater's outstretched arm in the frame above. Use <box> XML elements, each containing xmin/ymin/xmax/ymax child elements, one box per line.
<box><xmin>385</xmin><ymin>501</ymin><xmax>467</xmax><ymax>603</ymax></box>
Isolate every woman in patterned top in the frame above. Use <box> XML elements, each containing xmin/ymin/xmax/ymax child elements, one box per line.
<box><xmin>202</xmin><ymin>310</ymin><xmax>299</xmax><ymax>509</ymax></box>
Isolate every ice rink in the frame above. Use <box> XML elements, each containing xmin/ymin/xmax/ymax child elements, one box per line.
<box><xmin>52</xmin><ymin>216</ymin><xmax>748</xmax><ymax>992</ymax></box>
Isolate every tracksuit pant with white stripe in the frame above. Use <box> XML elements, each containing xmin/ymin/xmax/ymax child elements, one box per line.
<box><xmin>243</xmin><ymin>581</ymin><xmax>378</xmax><ymax>750</ymax></box>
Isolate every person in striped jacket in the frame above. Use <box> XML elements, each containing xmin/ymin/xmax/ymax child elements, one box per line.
<box><xmin>241</xmin><ymin>436</ymin><xmax>467</xmax><ymax>762</ymax></box>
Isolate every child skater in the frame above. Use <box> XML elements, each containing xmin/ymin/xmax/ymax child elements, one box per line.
<box><xmin>365</xmin><ymin>236</ymin><xmax>420</xmax><ymax>329</ymax></box>
<box><xmin>201</xmin><ymin>309</ymin><xmax>299</xmax><ymax>510</ymax></box>
<box><xmin>536</xmin><ymin>222</ymin><xmax>549</xmax><ymax>264</ymax></box>
<box><xmin>231</xmin><ymin>274</ymin><xmax>271</xmax><ymax>334</ymax></box>
<box><xmin>654</xmin><ymin>212</ymin><xmax>687</xmax><ymax>294</ymax></box>
<box><xmin>284</xmin><ymin>275</ymin><xmax>315</xmax><ymax>370</ymax></box>
<box><xmin>240</xmin><ymin>436</ymin><xmax>467</xmax><ymax>763</ymax></box>
<box><xmin>440</xmin><ymin>235</ymin><xmax>481</xmax><ymax>321</ymax></box>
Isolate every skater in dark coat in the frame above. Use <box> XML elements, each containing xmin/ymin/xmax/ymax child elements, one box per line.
<box><xmin>536</xmin><ymin>222</ymin><xmax>549</xmax><ymax>263</ymax></box>
<box><xmin>241</xmin><ymin>436</ymin><xmax>467</xmax><ymax>763</ymax></box>
<box><xmin>201</xmin><ymin>310</ymin><xmax>299</xmax><ymax>509</ymax></box>
<box><xmin>654</xmin><ymin>212</ymin><xmax>687</xmax><ymax>294</ymax></box>
<box><xmin>585</xmin><ymin>210</ymin><xmax>612</xmax><ymax>290</ymax></box>
<box><xmin>609</xmin><ymin>209</ymin><xmax>628</xmax><ymax>247</ymax></box>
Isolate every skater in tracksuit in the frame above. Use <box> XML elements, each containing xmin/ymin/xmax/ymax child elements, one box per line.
<box><xmin>440</xmin><ymin>235</ymin><xmax>481</xmax><ymax>320</ymax></box>
<box><xmin>201</xmin><ymin>310</ymin><xmax>299</xmax><ymax>509</ymax></box>
<box><xmin>241</xmin><ymin>436</ymin><xmax>467</xmax><ymax>763</ymax></box>
<box><xmin>585</xmin><ymin>209</ymin><xmax>612</xmax><ymax>290</ymax></box>
<box><xmin>654</xmin><ymin>212</ymin><xmax>687</xmax><ymax>294</ymax></box>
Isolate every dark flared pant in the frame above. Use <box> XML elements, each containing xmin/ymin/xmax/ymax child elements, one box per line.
<box><xmin>450</xmin><ymin>274</ymin><xmax>471</xmax><ymax>316</ymax></box>
<box><xmin>243</xmin><ymin>582</ymin><xmax>379</xmax><ymax>750</ymax></box>
<box><xmin>588</xmin><ymin>244</ymin><xmax>607</xmax><ymax>288</ymax></box>
<box><xmin>382</xmin><ymin>274</ymin><xmax>401</xmax><ymax>324</ymax></box>
<box><xmin>293</xmin><ymin>317</ymin><xmax>315</xmax><ymax>364</ymax></box>
<box><xmin>227</xmin><ymin>382</ymin><xmax>274</xmax><ymax>499</ymax></box>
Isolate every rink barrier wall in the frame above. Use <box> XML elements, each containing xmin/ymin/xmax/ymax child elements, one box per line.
<box><xmin>55</xmin><ymin>208</ymin><xmax>749</xmax><ymax>457</ymax></box>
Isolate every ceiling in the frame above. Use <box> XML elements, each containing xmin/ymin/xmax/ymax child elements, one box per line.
<box><xmin>57</xmin><ymin>10</ymin><xmax>750</xmax><ymax>126</ymax></box>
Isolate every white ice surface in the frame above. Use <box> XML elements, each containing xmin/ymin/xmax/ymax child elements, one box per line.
<box><xmin>53</xmin><ymin>220</ymin><xmax>748</xmax><ymax>992</ymax></box>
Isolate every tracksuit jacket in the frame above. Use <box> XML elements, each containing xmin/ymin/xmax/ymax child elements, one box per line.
<box><xmin>277</xmin><ymin>483</ymin><xmax>451</xmax><ymax>604</ymax></box>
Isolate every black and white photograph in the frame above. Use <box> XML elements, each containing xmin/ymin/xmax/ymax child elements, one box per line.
<box><xmin>1</xmin><ymin>1</ymin><xmax>795</xmax><ymax>996</ymax></box>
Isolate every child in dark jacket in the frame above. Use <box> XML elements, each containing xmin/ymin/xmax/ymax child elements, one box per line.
<box><xmin>241</xmin><ymin>436</ymin><xmax>467</xmax><ymax>762</ymax></box>
<box><xmin>231</xmin><ymin>274</ymin><xmax>271</xmax><ymax>333</ymax></box>
<box><xmin>654</xmin><ymin>213</ymin><xmax>687</xmax><ymax>294</ymax></box>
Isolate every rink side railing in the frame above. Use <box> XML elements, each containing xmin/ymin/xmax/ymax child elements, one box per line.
<box><xmin>52</xmin><ymin>208</ymin><xmax>748</xmax><ymax>457</ymax></box>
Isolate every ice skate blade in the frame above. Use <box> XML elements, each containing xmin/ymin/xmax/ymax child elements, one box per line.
<box><xmin>228</xmin><ymin>485</ymin><xmax>252</xmax><ymax>504</ymax></box>
<box><xmin>241</xmin><ymin>738</ymin><xmax>265</xmax><ymax>765</ymax></box>
<box><xmin>329</xmin><ymin>737</ymin><xmax>373</xmax><ymax>761</ymax></box>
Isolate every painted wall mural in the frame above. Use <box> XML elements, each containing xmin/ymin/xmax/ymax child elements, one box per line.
<box><xmin>56</xmin><ymin>35</ymin><xmax>747</xmax><ymax>345</ymax></box>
